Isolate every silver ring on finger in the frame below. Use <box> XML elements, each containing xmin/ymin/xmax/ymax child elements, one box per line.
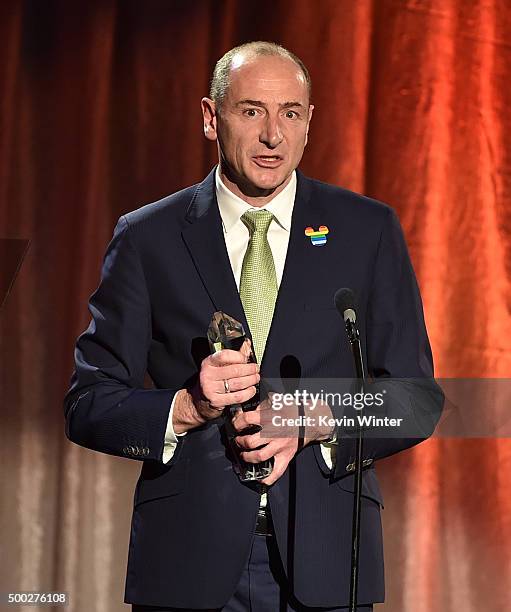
<box><xmin>223</xmin><ymin>379</ymin><xmax>230</xmax><ymax>394</ymax></box>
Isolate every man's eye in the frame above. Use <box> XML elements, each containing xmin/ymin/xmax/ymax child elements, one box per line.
<box><xmin>244</xmin><ymin>109</ymin><xmax>258</xmax><ymax>117</ymax></box>
<box><xmin>285</xmin><ymin>110</ymin><xmax>298</xmax><ymax>119</ymax></box>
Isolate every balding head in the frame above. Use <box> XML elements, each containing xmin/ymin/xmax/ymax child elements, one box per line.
<box><xmin>210</xmin><ymin>42</ymin><xmax>312</xmax><ymax>111</ymax></box>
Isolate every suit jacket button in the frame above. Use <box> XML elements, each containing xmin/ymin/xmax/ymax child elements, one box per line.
<box><xmin>128</xmin><ymin>446</ymin><xmax>135</xmax><ymax>455</ymax></box>
<box><xmin>144</xmin><ymin>448</ymin><xmax>149</xmax><ymax>456</ymax></box>
<box><xmin>122</xmin><ymin>446</ymin><xmax>128</xmax><ymax>455</ymax></box>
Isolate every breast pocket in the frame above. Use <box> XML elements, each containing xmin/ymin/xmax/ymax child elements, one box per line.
<box><xmin>134</xmin><ymin>457</ymin><xmax>190</xmax><ymax>507</ymax></box>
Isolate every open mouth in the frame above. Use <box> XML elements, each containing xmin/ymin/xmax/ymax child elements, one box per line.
<box><xmin>252</xmin><ymin>155</ymin><xmax>284</xmax><ymax>168</ymax></box>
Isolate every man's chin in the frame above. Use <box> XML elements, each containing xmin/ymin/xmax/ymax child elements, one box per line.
<box><xmin>248</xmin><ymin>169</ymin><xmax>290</xmax><ymax>194</ymax></box>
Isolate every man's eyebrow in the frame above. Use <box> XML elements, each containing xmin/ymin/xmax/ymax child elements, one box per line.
<box><xmin>236</xmin><ymin>99</ymin><xmax>266</xmax><ymax>107</ymax></box>
<box><xmin>236</xmin><ymin>99</ymin><xmax>305</xmax><ymax>109</ymax></box>
<box><xmin>280</xmin><ymin>101</ymin><xmax>305</xmax><ymax>109</ymax></box>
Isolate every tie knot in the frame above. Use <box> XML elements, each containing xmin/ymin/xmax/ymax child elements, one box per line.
<box><xmin>241</xmin><ymin>210</ymin><xmax>274</xmax><ymax>236</ymax></box>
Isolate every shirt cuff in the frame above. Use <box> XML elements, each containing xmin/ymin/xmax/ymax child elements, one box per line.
<box><xmin>319</xmin><ymin>441</ymin><xmax>337</xmax><ymax>470</ymax></box>
<box><xmin>162</xmin><ymin>392</ymin><xmax>187</xmax><ymax>464</ymax></box>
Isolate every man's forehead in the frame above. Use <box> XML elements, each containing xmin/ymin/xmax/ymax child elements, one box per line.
<box><xmin>227</xmin><ymin>55</ymin><xmax>308</xmax><ymax>101</ymax></box>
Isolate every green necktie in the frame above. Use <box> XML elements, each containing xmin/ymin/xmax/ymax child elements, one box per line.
<box><xmin>240</xmin><ymin>210</ymin><xmax>278</xmax><ymax>364</ymax></box>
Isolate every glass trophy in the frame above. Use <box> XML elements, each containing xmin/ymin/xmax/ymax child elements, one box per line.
<box><xmin>207</xmin><ymin>311</ymin><xmax>274</xmax><ymax>481</ymax></box>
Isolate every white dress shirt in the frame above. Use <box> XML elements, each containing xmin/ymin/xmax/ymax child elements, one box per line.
<box><xmin>162</xmin><ymin>169</ymin><xmax>335</xmax><ymax>504</ymax></box>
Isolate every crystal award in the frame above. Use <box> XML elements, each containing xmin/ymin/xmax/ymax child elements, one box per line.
<box><xmin>207</xmin><ymin>311</ymin><xmax>274</xmax><ymax>481</ymax></box>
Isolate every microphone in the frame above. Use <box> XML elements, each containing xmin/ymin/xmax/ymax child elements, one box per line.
<box><xmin>334</xmin><ymin>287</ymin><xmax>356</xmax><ymax>323</ymax></box>
<box><xmin>334</xmin><ymin>288</ymin><xmax>359</xmax><ymax>347</ymax></box>
<box><xmin>334</xmin><ymin>287</ymin><xmax>365</xmax><ymax>612</ymax></box>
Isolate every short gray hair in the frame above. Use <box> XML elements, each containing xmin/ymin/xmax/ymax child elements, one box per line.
<box><xmin>210</xmin><ymin>41</ymin><xmax>312</xmax><ymax>109</ymax></box>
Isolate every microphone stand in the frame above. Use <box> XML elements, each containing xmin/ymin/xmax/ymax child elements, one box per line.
<box><xmin>345</xmin><ymin>316</ymin><xmax>366</xmax><ymax>612</ymax></box>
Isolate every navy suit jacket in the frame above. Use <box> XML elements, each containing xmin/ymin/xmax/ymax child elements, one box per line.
<box><xmin>64</xmin><ymin>168</ymin><xmax>442</xmax><ymax>608</ymax></box>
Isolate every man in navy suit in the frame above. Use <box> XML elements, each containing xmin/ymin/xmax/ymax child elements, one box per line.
<box><xmin>64</xmin><ymin>42</ymin><xmax>442</xmax><ymax>611</ymax></box>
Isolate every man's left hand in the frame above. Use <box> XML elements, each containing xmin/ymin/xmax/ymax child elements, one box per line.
<box><xmin>232</xmin><ymin>396</ymin><xmax>334</xmax><ymax>485</ymax></box>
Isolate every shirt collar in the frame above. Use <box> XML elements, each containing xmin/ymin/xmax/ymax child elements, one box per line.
<box><xmin>215</xmin><ymin>166</ymin><xmax>296</xmax><ymax>233</ymax></box>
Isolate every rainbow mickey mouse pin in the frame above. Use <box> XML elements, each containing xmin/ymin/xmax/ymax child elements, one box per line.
<box><xmin>304</xmin><ymin>225</ymin><xmax>329</xmax><ymax>246</ymax></box>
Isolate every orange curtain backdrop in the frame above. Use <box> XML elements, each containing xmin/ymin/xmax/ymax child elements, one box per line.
<box><xmin>1</xmin><ymin>1</ymin><xmax>510</xmax><ymax>610</ymax></box>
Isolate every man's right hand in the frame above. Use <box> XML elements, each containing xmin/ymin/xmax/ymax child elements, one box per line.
<box><xmin>172</xmin><ymin>339</ymin><xmax>260</xmax><ymax>434</ymax></box>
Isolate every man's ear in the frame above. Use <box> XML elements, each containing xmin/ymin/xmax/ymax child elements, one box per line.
<box><xmin>201</xmin><ymin>97</ymin><xmax>218</xmax><ymax>141</ymax></box>
<box><xmin>304</xmin><ymin>104</ymin><xmax>314</xmax><ymax>147</ymax></box>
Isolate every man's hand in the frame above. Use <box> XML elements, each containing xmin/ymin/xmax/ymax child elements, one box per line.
<box><xmin>172</xmin><ymin>339</ymin><xmax>260</xmax><ymax>434</ymax></box>
<box><xmin>232</xmin><ymin>395</ymin><xmax>334</xmax><ymax>485</ymax></box>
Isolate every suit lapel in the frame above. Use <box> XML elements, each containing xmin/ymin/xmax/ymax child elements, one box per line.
<box><xmin>261</xmin><ymin>171</ymin><xmax>314</xmax><ymax>370</ymax></box>
<box><xmin>181</xmin><ymin>168</ymin><xmax>249</xmax><ymax>333</ymax></box>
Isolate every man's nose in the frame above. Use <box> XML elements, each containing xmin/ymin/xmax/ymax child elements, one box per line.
<box><xmin>259</xmin><ymin>116</ymin><xmax>283</xmax><ymax>148</ymax></box>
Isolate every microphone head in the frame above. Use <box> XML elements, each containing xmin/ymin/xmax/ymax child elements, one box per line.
<box><xmin>334</xmin><ymin>288</ymin><xmax>357</xmax><ymax>323</ymax></box>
